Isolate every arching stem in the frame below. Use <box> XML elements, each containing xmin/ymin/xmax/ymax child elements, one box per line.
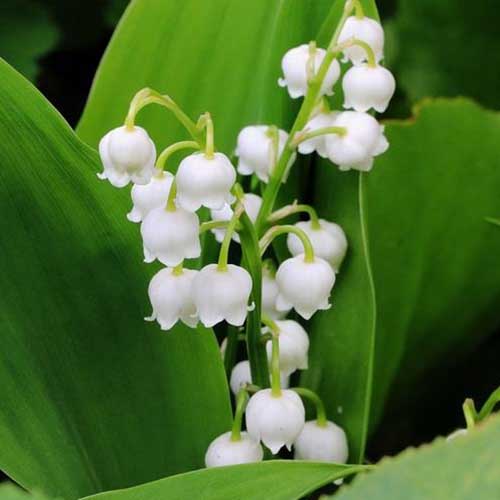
<box><xmin>259</xmin><ymin>225</ymin><xmax>315</xmax><ymax>262</ymax></box>
<box><xmin>230</xmin><ymin>389</ymin><xmax>249</xmax><ymax>441</ymax></box>
<box><xmin>292</xmin><ymin>387</ymin><xmax>328</xmax><ymax>427</ymax></box>
<box><xmin>268</xmin><ymin>203</ymin><xmax>321</xmax><ymax>230</ymax></box>
<box><xmin>156</xmin><ymin>141</ymin><xmax>200</xmax><ymax>170</ymax></box>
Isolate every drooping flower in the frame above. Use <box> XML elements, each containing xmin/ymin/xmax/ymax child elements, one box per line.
<box><xmin>229</xmin><ymin>360</ymin><xmax>289</xmax><ymax>395</ymax></box>
<box><xmin>175</xmin><ymin>152</ymin><xmax>236</xmax><ymax>212</ymax></box>
<box><xmin>127</xmin><ymin>171</ymin><xmax>174</xmax><ymax>223</ymax></box>
<box><xmin>297</xmin><ymin>111</ymin><xmax>338</xmax><ymax>158</ymax></box>
<box><xmin>140</xmin><ymin>206</ymin><xmax>201</xmax><ymax>266</ymax></box>
<box><xmin>278</xmin><ymin>44</ymin><xmax>341</xmax><ymax>99</ymax></box>
<box><xmin>205</xmin><ymin>431</ymin><xmax>263</xmax><ymax>468</ymax></box>
<box><xmin>146</xmin><ymin>267</ymin><xmax>198</xmax><ymax>330</ymax></box>
<box><xmin>192</xmin><ymin>264</ymin><xmax>252</xmax><ymax>327</ymax></box>
<box><xmin>245</xmin><ymin>389</ymin><xmax>305</xmax><ymax>454</ymax></box>
<box><xmin>287</xmin><ymin>219</ymin><xmax>348</xmax><ymax>273</ymax></box>
<box><xmin>338</xmin><ymin>16</ymin><xmax>384</xmax><ymax>65</ymax></box>
<box><xmin>294</xmin><ymin>420</ymin><xmax>349</xmax><ymax>463</ymax></box>
<box><xmin>325</xmin><ymin>111</ymin><xmax>388</xmax><ymax>171</ymax></box>
<box><xmin>98</xmin><ymin>126</ymin><xmax>156</xmax><ymax>187</ymax></box>
<box><xmin>210</xmin><ymin>193</ymin><xmax>262</xmax><ymax>243</ymax></box>
<box><xmin>264</xmin><ymin>320</ymin><xmax>309</xmax><ymax>377</ymax></box>
<box><xmin>343</xmin><ymin>64</ymin><xmax>396</xmax><ymax>113</ymax></box>
<box><xmin>276</xmin><ymin>254</ymin><xmax>335</xmax><ymax>320</ymax></box>
<box><xmin>236</xmin><ymin>126</ymin><xmax>294</xmax><ymax>183</ymax></box>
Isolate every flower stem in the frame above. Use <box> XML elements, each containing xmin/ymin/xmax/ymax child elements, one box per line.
<box><xmin>270</xmin><ymin>327</ymin><xmax>282</xmax><ymax>397</ymax></box>
<box><xmin>338</xmin><ymin>38</ymin><xmax>377</xmax><ymax>67</ymax></box>
<box><xmin>462</xmin><ymin>398</ymin><xmax>478</xmax><ymax>430</ymax></box>
<box><xmin>477</xmin><ymin>386</ymin><xmax>500</xmax><ymax>421</ymax></box>
<box><xmin>292</xmin><ymin>126</ymin><xmax>347</xmax><ymax>147</ymax></box>
<box><xmin>156</xmin><ymin>141</ymin><xmax>200</xmax><ymax>170</ymax></box>
<box><xmin>259</xmin><ymin>225</ymin><xmax>315</xmax><ymax>262</ymax></box>
<box><xmin>124</xmin><ymin>88</ymin><xmax>201</xmax><ymax>141</ymax></box>
<box><xmin>292</xmin><ymin>387</ymin><xmax>328</xmax><ymax>427</ymax></box>
<box><xmin>268</xmin><ymin>203</ymin><xmax>321</xmax><ymax>229</ymax></box>
<box><xmin>217</xmin><ymin>204</ymin><xmax>244</xmax><ymax>271</ymax></box>
<box><xmin>230</xmin><ymin>388</ymin><xmax>249</xmax><ymax>441</ymax></box>
<box><xmin>166</xmin><ymin>178</ymin><xmax>177</xmax><ymax>212</ymax></box>
<box><xmin>199</xmin><ymin>220</ymin><xmax>230</xmax><ymax>234</ymax></box>
<box><xmin>353</xmin><ymin>0</ymin><xmax>365</xmax><ymax>19</ymax></box>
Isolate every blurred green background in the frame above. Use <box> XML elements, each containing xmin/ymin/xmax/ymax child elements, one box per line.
<box><xmin>0</xmin><ymin>0</ymin><xmax>499</xmax><ymax>467</ymax></box>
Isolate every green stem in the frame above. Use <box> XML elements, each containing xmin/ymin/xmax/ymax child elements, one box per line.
<box><xmin>270</xmin><ymin>331</ymin><xmax>281</xmax><ymax>397</ymax></box>
<box><xmin>203</xmin><ymin>113</ymin><xmax>215</xmax><ymax>159</ymax></box>
<box><xmin>166</xmin><ymin>178</ymin><xmax>177</xmax><ymax>212</ymax></box>
<box><xmin>124</xmin><ymin>88</ymin><xmax>201</xmax><ymax>141</ymax></box>
<box><xmin>338</xmin><ymin>38</ymin><xmax>377</xmax><ymax>67</ymax></box>
<box><xmin>230</xmin><ymin>389</ymin><xmax>249</xmax><ymax>441</ymax></box>
<box><xmin>254</xmin><ymin>2</ymin><xmax>354</xmax><ymax>233</ymax></box>
<box><xmin>292</xmin><ymin>387</ymin><xmax>328</xmax><ymax>427</ymax></box>
<box><xmin>485</xmin><ymin>217</ymin><xmax>500</xmax><ymax>227</ymax></box>
<box><xmin>268</xmin><ymin>203</ymin><xmax>321</xmax><ymax>229</ymax></box>
<box><xmin>259</xmin><ymin>225</ymin><xmax>315</xmax><ymax>262</ymax></box>
<box><xmin>156</xmin><ymin>141</ymin><xmax>200</xmax><ymax>170</ymax></box>
<box><xmin>292</xmin><ymin>126</ymin><xmax>347</xmax><ymax>147</ymax></box>
<box><xmin>217</xmin><ymin>204</ymin><xmax>244</xmax><ymax>271</ymax></box>
<box><xmin>353</xmin><ymin>0</ymin><xmax>365</xmax><ymax>18</ymax></box>
<box><xmin>462</xmin><ymin>399</ymin><xmax>478</xmax><ymax>430</ymax></box>
<box><xmin>478</xmin><ymin>386</ymin><xmax>500</xmax><ymax>421</ymax></box>
<box><xmin>200</xmin><ymin>220</ymin><xmax>230</xmax><ymax>234</ymax></box>
<box><xmin>223</xmin><ymin>326</ymin><xmax>239</xmax><ymax>376</ymax></box>
<box><xmin>306</xmin><ymin>41</ymin><xmax>317</xmax><ymax>82</ymax></box>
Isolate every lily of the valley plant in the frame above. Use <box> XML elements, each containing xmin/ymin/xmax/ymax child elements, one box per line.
<box><xmin>98</xmin><ymin>0</ymin><xmax>394</xmax><ymax>469</ymax></box>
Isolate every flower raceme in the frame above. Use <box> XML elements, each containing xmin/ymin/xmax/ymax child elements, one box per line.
<box><xmin>96</xmin><ymin>0</ymin><xmax>393</xmax><ymax>470</ymax></box>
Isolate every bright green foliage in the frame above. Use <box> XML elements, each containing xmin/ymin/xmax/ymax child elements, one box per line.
<box><xmin>303</xmin><ymin>99</ymin><xmax>500</xmax><ymax>462</ymax></box>
<box><xmin>332</xmin><ymin>415</ymin><xmax>500</xmax><ymax>499</ymax></box>
<box><xmin>0</xmin><ymin>0</ymin><xmax>58</xmax><ymax>81</ymax></box>
<box><xmin>0</xmin><ymin>58</ymin><xmax>231</xmax><ymax>499</ymax></box>
<box><xmin>82</xmin><ymin>461</ymin><xmax>369</xmax><ymax>500</ymax></box>
<box><xmin>0</xmin><ymin>483</ymin><xmax>56</xmax><ymax>500</ymax></box>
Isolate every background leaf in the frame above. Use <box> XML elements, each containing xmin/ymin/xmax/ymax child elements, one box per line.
<box><xmin>82</xmin><ymin>461</ymin><xmax>368</xmax><ymax>500</ymax></box>
<box><xmin>332</xmin><ymin>415</ymin><xmax>500</xmax><ymax>499</ymax></box>
<box><xmin>0</xmin><ymin>484</ymin><xmax>56</xmax><ymax>500</ymax></box>
<box><xmin>0</xmin><ymin>58</ymin><xmax>231</xmax><ymax>499</ymax></box>
<box><xmin>303</xmin><ymin>99</ymin><xmax>500</xmax><ymax>462</ymax></box>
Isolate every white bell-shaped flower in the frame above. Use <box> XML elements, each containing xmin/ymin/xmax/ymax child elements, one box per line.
<box><xmin>140</xmin><ymin>206</ymin><xmax>201</xmax><ymax>266</ymax></box>
<box><xmin>325</xmin><ymin>111</ymin><xmax>388</xmax><ymax>171</ymax></box>
<box><xmin>265</xmin><ymin>320</ymin><xmax>309</xmax><ymax>377</ymax></box>
<box><xmin>297</xmin><ymin>111</ymin><xmax>338</xmax><ymax>158</ymax></box>
<box><xmin>98</xmin><ymin>126</ymin><xmax>156</xmax><ymax>187</ymax></box>
<box><xmin>343</xmin><ymin>64</ymin><xmax>396</xmax><ymax>113</ymax></box>
<box><xmin>278</xmin><ymin>44</ymin><xmax>341</xmax><ymax>99</ymax></box>
<box><xmin>205</xmin><ymin>431</ymin><xmax>263</xmax><ymax>468</ymax></box>
<box><xmin>276</xmin><ymin>254</ymin><xmax>335</xmax><ymax>320</ymax></box>
<box><xmin>229</xmin><ymin>360</ymin><xmax>289</xmax><ymax>395</ymax></box>
<box><xmin>176</xmin><ymin>152</ymin><xmax>236</xmax><ymax>212</ymax></box>
<box><xmin>146</xmin><ymin>267</ymin><xmax>198</xmax><ymax>330</ymax></box>
<box><xmin>294</xmin><ymin>420</ymin><xmax>349</xmax><ymax>462</ymax></box>
<box><xmin>127</xmin><ymin>171</ymin><xmax>174</xmax><ymax>223</ymax></box>
<box><xmin>236</xmin><ymin>126</ymin><xmax>294</xmax><ymax>183</ymax></box>
<box><xmin>287</xmin><ymin>219</ymin><xmax>348</xmax><ymax>273</ymax></box>
<box><xmin>246</xmin><ymin>389</ymin><xmax>305</xmax><ymax>454</ymax></box>
<box><xmin>338</xmin><ymin>16</ymin><xmax>384</xmax><ymax>65</ymax></box>
<box><xmin>210</xmin><ymin>193</ymin><xmax>262</xmax><ymax>243</ymax></box>
<box><xmin>262</xmin><ymin>269</ymin><xmax>290</xmax><ymax>320</ymax></box>
<box><xmin>192</xmin><ymin>264</ymin><xmax>252</xmax><ymax>327</ymax></box>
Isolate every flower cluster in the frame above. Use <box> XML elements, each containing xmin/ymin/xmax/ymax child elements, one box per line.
<box><xmin>97</xmin><ymin>0</ymin><xmax>393</xmax><ymax>471</ymax></box>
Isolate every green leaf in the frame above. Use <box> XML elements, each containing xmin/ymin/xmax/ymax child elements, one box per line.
<box><xmin>304</xmin><ymin>99</ymin><xmax>500</xmax><ymax>462</ymax></box>
<box><xmin>82</xmin><ymin>461</ymin><xmax>368</xmax><ymax>500</ymax></box>
<box><xmin>0</xmin><ymin>58</ymin><xmax>231</xmax><ymax>499</ymax></box>
<box><xmin>332</xmin><ymin>415</ymin><xmax>500</xmax><ymax>499</ymax></box>
<box><xmin>0</xmin><ymin>483</ymin><xmax>56</xmax><ymax>500</ymax></box>
<box><xmin>0</xmin><ymin>0</ymin><xmax>58</xmax><ymax>81</ymax></box>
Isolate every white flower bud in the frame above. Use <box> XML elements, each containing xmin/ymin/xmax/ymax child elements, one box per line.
<box><xmin>175</xmin><ymin>152</ymin><xmax>236</xmax><ymax>212</ymax></box>
<box><xmin>146</xmin><ymin>267</ymin><xmax>198</xmax><ymax>330</ymax></box>
<box><xmin>262</xmin><ymin>269</ymin><xmax>290</xmax><ymax>319</ymax></box>
<box><xmin>265</xmin><ymin>320</ymin><xmax>309</xmax><ymax>377</ymax></box>
<box><xmin>210</xmin><ymin>193</ymin><xmax>262</xmax><ymax>243</ymax></box>
<box><xmin>276</xmin><ymin>254</ymin><xmax>335</xmax><ymax>320</ymax></box>
<box><xmin>127</xmin><ymin>171</ymin><xmax>174</xmax><ymax>223</ymax></box>
<box><xmin>141</xmin><ymin>206</ymin><xmax>201</xmax><ymax>266</ymax></box>
<box><xmin>338</xmin><ymin>16</ymin><xmax>384</xmax><ymax>65</ymax></box>
<box><xmin>287</xmin><ymin>219</ymin><xmax>347</xmax><ymax>272</ymax></box>
<box><xmin>236</xmin><ymin>126</ymin><xmax>295</xmax><ymax>183</ymax></box>
<box><xmin>278</xmin><ymin>44</ymin><xmax>341</xmax><ymax>99</ymax></box>
<box><xmin>246</xmin><ymin>389</ymin><xmax>305</xmax><ymax>454</ymax></box>
<box><xmin>446</xmin><ymin>428</ymin><xmax>467</xmax><ymax>442</ymax></box>
<box><xmin>325</xmin><ymin>111</ymin><xmax>389</xmax><ymax>171</ymax></box>
<box><xmin>298</xmin><ymin>111</ymin><xmax>338</xmax><ymax>158</ymax></box>
<box><xmin>193</xmin><ymin>264</ymin><xmax>252</xmax><ymax>327</ymax></box>
<box><xmin>230</xmin><ymin>360</ymin><xmax>289</xmax><ymax>396</ymax></box>
<box><xmin>98</xmin><ymin>126</ymin><xmax>156</xmax><ymax>187</ymax></box>
<box><xmin>343</xmin><ymin>64</ymin><xmax>396</xmax><ymax>113</ymax></box>
<box><xmin>294</xmin><ymin>420</ymin><xmax>348</xmax><ymax>463</ymax></box>
<box><xmin>205</xmin><ymin>431</ymin><xmax>263</xmax><ymax>468</ymax></box>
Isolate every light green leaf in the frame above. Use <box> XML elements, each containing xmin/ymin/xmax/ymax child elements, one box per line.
<box><xmin>0</xmin><ymin>0</ymin><xmax>58</xmax><ymax>81</ymax></box>
<box><xmin>82</xmin><ymin>461</ymin><xmax>368</xmax><ymax>500</ymax></box>
<box><xmin>0</xmin><ymin>58</ymin><xmax>231</xmax><ymax>499</ymax></box>
<box><xmin>0</xmin><ymin>483</ymin><xmax>56</xmax><ymax>500</ymax></box>
<box><xmin>332</xmin><ymin>415</ymin><xmax>500</xmax><ymax>499</ymax></box>
<box><xmin>304</xmin><ymin>99</ymin><xmax>500</xmax><ymax>462</ymax></box>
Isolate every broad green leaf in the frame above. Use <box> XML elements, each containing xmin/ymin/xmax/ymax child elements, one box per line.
<box><xmin>0</xmin><ymin>0</ymin><xmax>58</xmax><ymax>81</ymax></box>
<box><xmin>82</xmin><ymin>461</ymin><xmax>368</xmax><ymax>500</ymax></box>
<box><xmin>0</xmin><ymin>483</ymin><xmax>55</xmax><ymax>500</ymax></box>
<box><xmin>304</xmin><ymin>99</ymin><xmax>500</xmax><ymax>462</ymax></box>
<box><xmin>0</xmin><ymin>58</ymin><xmax>231</xmax><ymax>499</ymax></box>
<box><xmin>332</xmin><ymin>415</ymin><xmax>500</xmax><ymax>499</ymax></box>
